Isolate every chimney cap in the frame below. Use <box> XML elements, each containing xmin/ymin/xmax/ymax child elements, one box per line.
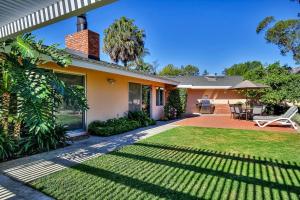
<box><xmin>77</xmin><ymin>14</ymin><xmax>88</xmax><ymax>32</ymax></box>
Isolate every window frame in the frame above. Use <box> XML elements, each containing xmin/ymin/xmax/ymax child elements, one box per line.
<box><xmin>156</xmin><ymin>87</ymin><xmax>164</xmax><ymax>106</ymax></box>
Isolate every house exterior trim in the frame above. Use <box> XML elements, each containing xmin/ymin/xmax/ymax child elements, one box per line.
<box><xmin>177</xmin><ymin>85</ymin><xmax>232</xmax><ymax>89</ymax></box>
<box><xmin>72</xmin><ymin>59</ymin><xmax>179</xmax><ymax>86</ymax></box>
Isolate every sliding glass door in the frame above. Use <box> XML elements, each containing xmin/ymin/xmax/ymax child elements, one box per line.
<box><xmin>129</xmin><ymin>83</ymin><xmax>151</xmax><ymax>116</ymax></box>
<box><xmin>55</xmin><ymin>73</ymin><xmax>85</xmax><ymax>130</ymax></box>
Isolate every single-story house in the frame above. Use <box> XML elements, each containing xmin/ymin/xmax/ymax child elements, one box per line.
<box><xmin>167</xmin><ymin>76</ymin><xmax>246</xmax><ymax>114</ymax></box>
<box><xmin>42</xmin><ymin>27</ymin><xmax>178</xmax><ymax>131</ymax></box>
<box><xmin>42</xmin><ymin>25</ymin><xmax>245</xmax><ymax>132</ymax></box>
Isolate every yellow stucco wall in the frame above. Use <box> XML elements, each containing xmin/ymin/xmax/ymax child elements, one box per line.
<box><xmin>186</xmin><ymin>89</ymin><xmax>245</xmax><ymax>113</ymax></box>
<box><xmin>42</xmin><ymin>63</ymin><xmax>168</xmax><ymax>127</ymax></box>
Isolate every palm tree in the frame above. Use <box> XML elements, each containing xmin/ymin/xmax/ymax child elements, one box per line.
<box><xmin>0</xmin><ymin>34</ymin><xmax>88</xmax><ymax>148</ymax></box>
<box><xmin>103</xmin><ymin>17</ymin><xmax>146</xmax><ymax>68</ymax></box>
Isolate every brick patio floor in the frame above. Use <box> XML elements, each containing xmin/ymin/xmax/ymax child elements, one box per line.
<box><xmin>176</xmin><ymin>115</ymin><xmax>298</xmax><ymax>133</ymax></box>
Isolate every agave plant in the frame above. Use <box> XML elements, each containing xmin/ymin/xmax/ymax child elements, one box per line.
<box><xmin>0</xmin><ymin>34</ymin><xmax>88</xmax><ymax>153</ymax></box>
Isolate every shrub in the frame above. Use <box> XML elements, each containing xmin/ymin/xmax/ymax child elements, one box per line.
<box><xmin>19</xmin><ymin>124</ymin><xmax>68</xmax><ymax>155</ymax></box>
<box><xmin>128</xmin><ymin>111</ymin><xmax>156</xmax><ymax>127</ymax></box>
<box><xmin>164</xmin><ymin>89</ymin><xmax>184</xmax><ymax>119</ymax></box>
<box><xmin>88</xmin><ymin>111</ymin><xmax>156</xmax><ymax>136</ymax></box>
<box><xmin>0</xmin><ymin>132</ymin><xmax>18</xmax><ymax>161</ymax></box>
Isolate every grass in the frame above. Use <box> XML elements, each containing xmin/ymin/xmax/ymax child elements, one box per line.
<box><xmin>293</xmin><ymin>113</ymin><xmax>300</xmax><ymax>126</ymax></box>
<box><xmin>30</xmin><ymin>127</ymin><xmax>300</xmax><ymax>200</ymax></box>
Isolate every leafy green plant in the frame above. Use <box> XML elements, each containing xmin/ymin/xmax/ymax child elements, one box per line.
<box><xmin>19</xmin><ymin>124</ymin><xmax>68</xmax><ymax>155</ymax></box>
<box><xmin>164</xmin><ymin>89</ymin><xmax>184</xmax><ymax>119</ymax></box>
<box><xmin>0</xmin><ymin>130</ymin><xmax>18</xmax><ymax>161</ymax></box>
<box><xmin>0</xmin><ymin>33</ymin><xmax>88</xmax><ymax>156</ymax></box>
<box><xmin>128</xmin><ymin>111</ymin><xmax>156</xmax><ymax>127</ymax></box>
<box><xmin>88</xmin><ymin>111</ymin><xmax>156</xmax><ymax>137</ymax></box>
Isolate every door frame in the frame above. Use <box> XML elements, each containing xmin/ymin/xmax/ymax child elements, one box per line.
<box><xmin>54</xmin><ymin>70</ymin><xmax>87</xmax><ymax>131</ymax></box>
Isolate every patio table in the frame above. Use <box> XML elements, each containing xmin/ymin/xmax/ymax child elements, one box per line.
<box><xmin>243</xmin><ymin>108</ymin><xmax>253</xmax><ymax>120</ymax></box>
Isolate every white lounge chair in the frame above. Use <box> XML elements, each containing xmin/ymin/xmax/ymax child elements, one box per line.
<box><xmin>253</xmin><ymin>106</ymin><xmax>298</xmax><ymax>130</ymax></box>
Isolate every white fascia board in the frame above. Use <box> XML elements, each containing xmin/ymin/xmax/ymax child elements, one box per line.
<box><xmin>72</xmin><ymin>59</ymin><xmax>179</xmax><ymax>85</ymax></box>
<box><xmin>177</xmin><ymin>85</ymin><xmax>231</xmax><ymax>89</ymax></box>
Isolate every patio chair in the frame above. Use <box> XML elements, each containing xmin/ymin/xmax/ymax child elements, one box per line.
<box><xmin>249</xmin><ymin>105</ymin><xmax>264</xmax><ymax>119</ymax></box>
<box><xmin>229</xmin><ymin>104</ymin><xmax>235</xmax><ymax>118</ymax></box>
<box><xmin>233</xmin><ymin>105</ymin><xmax>246</xmax><ymax>119</ymax></box>
<box><xmin>253</xmin><ymin>106</ymin><xmax>298</xmax><ymax>129</ymax></box>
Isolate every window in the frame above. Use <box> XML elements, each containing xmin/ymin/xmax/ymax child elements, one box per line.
<box><xmin>55</xmin><ymin>72</ymin><xmax>85</xmax><ymax>130</ymax></box>
<box><xmin>156</xmin><ymin>87</ymin><xmax>164</xmax><ymax>106</ymax></box>
<box><xmin>129</xmin><ymin>83</ymin><xmax>142</xmax><ymax>112</ymax></box>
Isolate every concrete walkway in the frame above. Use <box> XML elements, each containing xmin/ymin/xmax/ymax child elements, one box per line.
<box><xmin>0</xmin><ymin>121</ymin><xmax>178</xmax><ymax>200</ymax></box>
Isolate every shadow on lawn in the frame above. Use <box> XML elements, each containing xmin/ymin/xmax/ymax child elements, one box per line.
<box><xmin>60</xmin><ymin>142</ymin><xmax>300</xmax><ymax>200</ymax></box>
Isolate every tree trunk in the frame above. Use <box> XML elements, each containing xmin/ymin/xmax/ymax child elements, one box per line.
<box><xmin>13</xmin><ymin>120</ymin><xmax>21</xmax><ymax>139</ymax></box>
<box><xmin>2</xmin><ymin>92</ymin><xmax>10</xmax><ymax>135</ymax></box>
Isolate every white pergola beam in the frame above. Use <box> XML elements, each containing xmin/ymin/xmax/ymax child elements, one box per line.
<box><xmin>0</xmin><ymin>0</ymin><xmax>116</xmax><ymax>40</ymax></box>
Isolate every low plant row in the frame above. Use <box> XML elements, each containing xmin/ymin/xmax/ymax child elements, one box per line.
<box><xmin>88</xmin><ymin>111</ymin><xmax>156</xmax><ymax>136</ymax></box>
<box><xmin>0</xmin><ymin>124</ymin><xmax>68</xmax><ymax>162</ymax></box>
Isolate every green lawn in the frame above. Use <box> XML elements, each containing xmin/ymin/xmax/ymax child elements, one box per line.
<box><xmin>293</xmin><ymin>113</ymin><xmax>300</xmax><ymax>126</ymax></box>
<box><xmin>30</xmin><ymin>127</ymin><xmax>300</xmax><ymax>200</ymax></box>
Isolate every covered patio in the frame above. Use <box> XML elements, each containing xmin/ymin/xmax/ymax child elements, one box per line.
<box><xmin>176</xmin><ymin>115</ymin><xmax>298</xmax><ymax>133</ymax></box>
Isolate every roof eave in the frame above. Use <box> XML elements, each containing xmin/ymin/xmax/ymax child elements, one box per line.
<box><xmin>72</xmin><ymin>58</ymin><xmax>179</xmax><ymax>85</ymax></box>
<box><xmin>177</xmin><ymin>85</ymin><xmax>232</xmax><ymax>89</ymax></box>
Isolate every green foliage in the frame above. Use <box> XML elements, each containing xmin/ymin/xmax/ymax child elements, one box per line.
<box><xmin>257</xmin><ymin>13</ymin><xmax>300</xmax><ymax>63</ymax></box>
<box><xmin>0</xmin><ymin>130</ymin><xmax>18</xmax><ymax>161</ymax></box>
<box><xmin>164</xmin><ymin>89</ymin><xmax>184</xmax><ymax>119</ymax></box>
<box><xmin>179</xmin><ymin>88</ymin><xmax>188</xmax><ymax>113</ymax></box>
<box><xmin>0</xmin><ymin>33</ymin><xmax>88</xmax><ymax>160</ymax></box>
<box><xmin>227</xmin><ymin>61</ymin><xmax>300</xmax><ymax>106</ymax></box>
<box><xmin>88</xmin><ymin>111</ymin><xmax>155</xmax><ymax>136</ymax></box>
<box><xmin>88</xmin><ymin>117</ymin><xmax>140</xmax><ymax>136</ymax></box>
<box><xmin>159</xmin><ymin>64</ymin><xmax>182</xmax><ymax>76</ymax></box>
<box><xmin>224</xmin><ymin>61</ymin><xmax>263</xmax><ymax>76</ymax></box>
<box><xmin>128</xmin><ymin>111</ymin><xmax>156</xmax><ymax>127</ymax></box>
<box><xmin>181</xmin><ymin>65</ymin><xmax>199</xmax><ymax>76</ymax></box>
<box><xmin>103</xmin><ymin>17</ymin><xmax>146</xmax><ymax>67</ymax></box>
<box><xmin>19</xmin><ymin>124</ymin><xmax>68</xmax><ymax>155</ymax></box>
<box><xmin>159</xmin><ymin>64</ymin><xmax>199</xmax><ymax>76</ymax></box>
<box><xmin>128</xmin><ymin>57</ymin><xmax>155</xmax><ymax>74</ymax></box>
<box><xmin>256</xmin><ymin>16</ymin><xmax>275</xmax><ymax>33</ymax></box>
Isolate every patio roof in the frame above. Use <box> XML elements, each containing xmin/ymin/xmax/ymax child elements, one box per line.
<box><xmin>0</xmin><ymin>0</ymin><xmax>116</xmax><ymax>40</ymax></box>
<box><xmin>167</xmin><ymin>76</ymin><xmax>243</xmax><ymax>89</ymax></box>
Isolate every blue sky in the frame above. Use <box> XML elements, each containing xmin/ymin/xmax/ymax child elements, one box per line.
<box><xmin>33</xmin><ymin>0</ymin><xmax>299</xmax><ymax>74</ymax></box>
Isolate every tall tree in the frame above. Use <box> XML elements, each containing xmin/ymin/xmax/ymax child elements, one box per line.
<box><xmin>181</xmin><ymin>65</ymin><xmax>199</xmax><ymax>76</ymax></box>
<box><xmin>224</xmin><ymin>61</ymin><xmax>263</xmax><ymax>76</ymax></box>
<box><xmin>256</xmin><ymin>1</ymin><xmax>300</xmax><ymax>64</ymax></box>
<box><xmin>159</xmin><ymin>64</ymin><xmax>200</xmax><ymax>76</ymax></box>
<box><xmin>103</xmin><ymin>17</ymin><xmax>146</xmax><ymax>67</ymax></box>
<box><xmin>159</xmin><ymin>64</ymin><xmax>182</xmax><ymax>76</ymax></box>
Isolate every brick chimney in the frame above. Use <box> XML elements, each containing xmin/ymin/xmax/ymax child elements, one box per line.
<box><xmin>65</xmin><ymin>14</ymin><xmax>100</xmax><ymax>60</ymax></box>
